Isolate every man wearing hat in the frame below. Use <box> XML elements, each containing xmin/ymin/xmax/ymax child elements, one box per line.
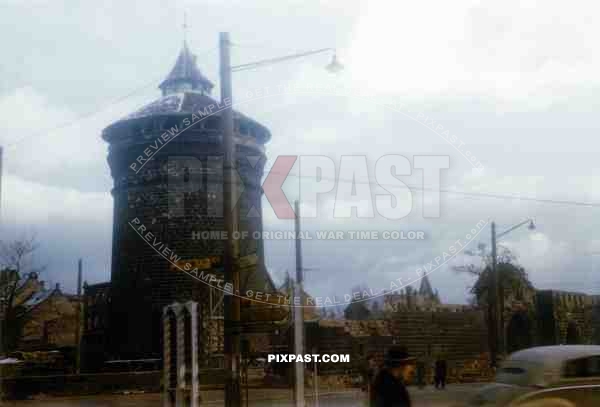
<box><xmin>370</xmin><ymin>347</ymin><xmax>415</xmax><ymax>407</ymax></box>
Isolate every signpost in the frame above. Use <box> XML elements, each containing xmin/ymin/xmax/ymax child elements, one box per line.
<box><xmin>170</xmin><ymin>254</ymin><xmax>257</xmax><ymax>273</ymax></box>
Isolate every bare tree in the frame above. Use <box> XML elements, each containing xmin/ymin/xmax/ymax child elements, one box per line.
<box><xmin>0</xmin><ymin>234</ymin><xmax>45</xmax><ymax>353</ymax></box>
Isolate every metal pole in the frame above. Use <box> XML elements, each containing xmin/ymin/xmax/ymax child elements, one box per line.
<box><xmin>496</xmin><ymin>219</ymin><xmax>532</xmax><ymax>240</ymax></box>
<box><xmin>220</xmin><ymin>31</ymin><xmax>242</xmax><ymax>407</ymax></box>
<box><xmin>295</xmin><ymin>200</ymin><xmax>304</xmax><ymax>291</ymax></box>
<box><xmin>495</xmin><ymin>218</ymin><xmax>533</xmax><ymax>356</ymax></box>
<box><xmin>75</xmin><ymin>259</ymin><xmax>82</xmax><ymax>373</ymax></box>
<box><xmin>0</xmin><ymin>146</ymin><xmax>3</xmax><ymax>224</ymax></box>
<box><xmin>498</xmin><ymin>252</ymin><xmax>505</xmax><ymax>359</ymax></box>
<box><xmin>231</xmin><ymin>48</ymin><xmax>334</xmax><ymax>72</ymax></box>
<box><xmin>491</xmin><ymin>222</ymin><xmax>499</xmax><ymax>367</ymax></box>
<box><xmin>0</xmin><ymin>147</ymin><xmax>3</xmax><ymax>359</ymax></box>
<box><xmin>312</xmin><ymin>346</ymin><xmax>318</xmax><ymax>407</ymax></box>
<box><xmin>294</xmin><ymin>200</ymin><xmax>305</xmax><ymax>407</ymax></box>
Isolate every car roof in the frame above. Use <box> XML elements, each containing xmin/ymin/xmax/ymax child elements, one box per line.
<box><xmin>508</xmin><ymin>345</ymin><xmax>600</xmax><ymax>366</ymax></box>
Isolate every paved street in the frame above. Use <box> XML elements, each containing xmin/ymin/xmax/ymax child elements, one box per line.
<box><xmin>3</xmin><ymin>383</ymin><xmax>484</xmax><ymax>406</ymax></box>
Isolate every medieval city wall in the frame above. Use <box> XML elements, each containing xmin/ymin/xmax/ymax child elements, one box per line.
<box><xmin>534</xmin><ymin>290</ymin><xmax>595</xmax><ymax>346</ymax></box>
<box><xmin>307</xmin><ymin>309</ymin><xmax>492</xmax><ymax>385</ymax></box>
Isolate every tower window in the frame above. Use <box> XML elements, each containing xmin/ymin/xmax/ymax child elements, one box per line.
<box><xmin>205</xmin><ymin>117</ymin><xmax>219</xmax><ymax>130</ymax></box>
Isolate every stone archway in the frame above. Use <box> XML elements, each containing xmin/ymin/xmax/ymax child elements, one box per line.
<box><xmin>165</xmin><ymin>309</ymin><xmax>178</xmax><ymax>402</ymax></box>
<box><xmin>163</xmin><ymin>302</ymin><xmax>200</xmax><ymax>407</ymax></box>
<box><xmin>566</xmin><ymin>321</ymin><xmax>581</xmax><ymax>344</ymax></box>
<box><xmin>506</xmin><ymin>312</ymin><xmax>533</xmax><ymax>353</ymax></box>
<box><xmin>182</xmin><ymin>307</ymin><xmax>193</xmax><ymax>406</ymax></box>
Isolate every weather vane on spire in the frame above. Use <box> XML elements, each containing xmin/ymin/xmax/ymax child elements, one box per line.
<box><xmin>183</xmin><ymin>11</ymin><xmax>188</xmax><ymax>44</ymax></box>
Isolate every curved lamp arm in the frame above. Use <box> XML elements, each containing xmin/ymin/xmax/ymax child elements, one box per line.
<box><xmin>496</xmin><ymin>218</ymin><xmax>535</xmax><ymax>240</ymax></box>
<box><xmin>232</xmin><ymin>48</ymin><xmax>339</xmax><ymax>72</ymax></box>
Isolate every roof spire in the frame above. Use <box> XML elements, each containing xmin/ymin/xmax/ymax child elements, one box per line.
<box><xmin>159</xmin><ymin>20</ymin><xmax>214</xmax><ymax>97</ymax></box>
<box><xmin>418</xmin><ymin>272</ymin><xmax>435</xmax><ymax>298</ymax></box>
<box><xmin>183</xmin><ymin>12</ymin><xmax>188</xmax><ymax>45</ymax></box>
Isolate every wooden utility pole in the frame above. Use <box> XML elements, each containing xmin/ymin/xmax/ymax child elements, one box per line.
<box><xmin>0</xmin><ymin>146</ymin><xmax>3</xmax><ymax>223</ymax></box>
<box><xmin>220</xmin><ymin>31</ymin><xmax>242</xmax><ymax>407</ymax></box>
<box><xmin>75</xmin><ymin>259</ymin><xmax>82</xmax><ymax>373</ymax></box>
<box><xmin>312</xmin><ymin>346</ymin><xmax>319</xmax><ymax>407</ymax></box>
<box><xmin>490</xmin><ymin>222</ymin><xmax>499</xmax><ymax>367</ymax></box>
<box><xmin>0</xmin><ymin>147</ymin><xmax>2</xmax><ymax>359</ymax></box>
<box><xmin>293</xmin><ymin>200</ymin><xmax>305</xmax><ymax>407</ymax></box>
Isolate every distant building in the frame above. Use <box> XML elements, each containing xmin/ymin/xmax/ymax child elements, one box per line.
<box><xmin>13</xmin><ymin>272</ymin><xmax>45</xmax><ymax>306</ymax></box>
<box><xmin>80</xmin><ymin>282</ymin><xmax>110</xmax><ymax>371</ymax></box>
<box><xmin>383</xmin><ymin>274</ymin><xmax>442</xmax><ymax>312</ymax></box>
<box><xmin>18</xmin><ymin>283</ymin><xmax>79</xmax><ymax>350</ymax></box>
<box><xmin>0</xmin><ymin>271</ymin><xmax>80</xmax><ymax>351</ymax></box>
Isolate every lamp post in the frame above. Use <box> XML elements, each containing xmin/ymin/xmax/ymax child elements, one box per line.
<box><xmin>219</xmin><ymin>32</ymin><xmax>341</xmax><ymax>407</ymax></box>
<box><xmin>491</xmin><ymin>218</ymin><xmax>535</xmax><ymax>367</ymax></box>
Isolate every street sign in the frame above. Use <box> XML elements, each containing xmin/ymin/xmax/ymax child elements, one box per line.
<box><xmin>239</xmin><ymin>253</ymin><xmax>258</xmax><ymax>269</ymax></box>
<box><xmin>170</xmin><ymin>253</ymin><xmax>257</xmax><ymax>272</ymax></box>
<box><xmin>170</xmin><ymin>256</ymin><xmax>222</xmax><ymax>272</ymax></box>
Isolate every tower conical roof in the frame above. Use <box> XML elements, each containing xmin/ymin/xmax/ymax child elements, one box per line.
<box><xmin>418</xmin><ymin>273</ymin><xmax>435</xmax><ymax>297</ymax></box>
<box><xmin>103</xmin><ymin>42</ymin><xmax>271</xmax><ymax>146</ymax></box>
<box><xmin>158</xmin><ymin>42</ymin><xmax>214</xmax><ymax>96</ymax></box>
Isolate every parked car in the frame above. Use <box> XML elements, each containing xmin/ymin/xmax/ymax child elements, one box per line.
<box><xmin>458</xmin><ymin>345</ymin><xmax>600</xmax><ymax>406</ymax></box>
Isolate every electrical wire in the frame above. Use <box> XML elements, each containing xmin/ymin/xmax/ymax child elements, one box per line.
<box><xmin>258</xmin><ymin>165</ymin><xmax>600</xmax><ymax>208</ymax></box>
<box><xmin>5</xmin><ymin>80</ymin><xmax>157</xmax><ymax>149</ymax></box>
<box><xmin>4</xmin><ymin>44</ymin><xmax>598</xmax><ymax>209</ymax></box>
<box><xmin>3</xmin><ymin>46</ymin><xmax>219</xmax><ymax>149</ymax></box>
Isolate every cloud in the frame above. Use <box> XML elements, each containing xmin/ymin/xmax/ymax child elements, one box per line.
<box><xmin>346</xmin><ymin>0</ymin><xmax>600</xmax><ymax>109</ymax></box>
<box><xmin>0</xmin><ymin>173</ymin><xmax>113</xmax><ymax>292</ymax></box>
<box><xmin>1</xmin><ymin>173</ymin><xmax>111</xmax><ymax>229</ymax></box>
<box><xmin>0</xmin><ymin>86</ymin><xmax>151</xmax><ymax>192</ymax></box>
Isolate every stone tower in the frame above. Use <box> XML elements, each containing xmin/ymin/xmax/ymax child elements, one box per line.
<box><xmin>102</xmin><ymin>42</ymin><xmax>275</xmax><ymax>359</ymax></box>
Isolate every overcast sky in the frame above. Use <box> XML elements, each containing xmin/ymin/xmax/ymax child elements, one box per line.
<box><xmin>1</xmin><ymin>0</ymin><xmax>599</xmax><ymax>304</ymax></box>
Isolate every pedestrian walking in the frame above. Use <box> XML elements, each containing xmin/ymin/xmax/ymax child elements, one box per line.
<box><xmin>434</xmin><ymin>357</ymin><xmax>447</xmax><ymax>390</ymax></box>
<box><xmin>371</xmin><ymin>347</ymin><xmax>415</xmax><ymax>407</ymax></box>
<box><xmin>363</xmin><ymin>354</ymin><xmax>379</xmax><ymax>402</ymax></box>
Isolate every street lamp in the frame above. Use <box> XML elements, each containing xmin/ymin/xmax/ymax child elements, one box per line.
<box><xmin>219</xmin><ymin>32</ymin><xmax>341</xmax><ymax>407</ymax></box>
<box><xmin>491</xmin><ymin>218</ymin><xmax>536</xmax><ymax>367</ymax></box>
<box><xmin>325</xmin><ymin>52</ymin><xmax>344</xmax><ymax>73</ymax></box>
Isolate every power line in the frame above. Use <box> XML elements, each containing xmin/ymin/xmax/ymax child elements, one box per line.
<box><xmin>4</xmin><ymin>46</ymin><xmax>219</xmax><ymax>149</ymax></box>
<box><xmin>231</xmin><ymin>41</ymin><xmax>317</xmax><ymax>54</ymax></box>
<box><xmin>5</xmin><ymin>80</ymin><xmax>157</xmax><ymax>149</ymax></box>
<box><xmin>259</xmin><ymin>165</ymin><xmax>600</xmax><ymax>208</ymax></box>
<box><xmin>5</xmin><ymin>45</ymin><xmax>597</xmax><ymax>210</ymax></box>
